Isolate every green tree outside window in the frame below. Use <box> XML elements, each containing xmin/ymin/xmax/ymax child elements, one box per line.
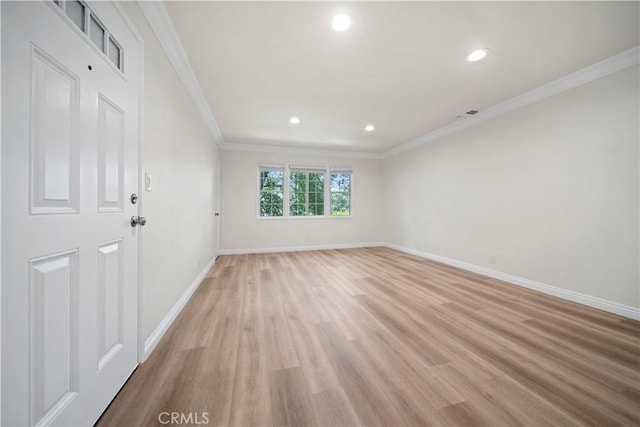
<box><xmin>290</xmin><ymin>171</ymin><xmax>324</xmax><ymax>216</ymax></box>
<box><xmin>330</xmin><ymin>173</ymin><xmax>350</xmax><ymax>216</ymax></box>
<box><xmin>259</xmin><ymin>169</ymin><xmax>284</xmax><ymax>216</ymax></box>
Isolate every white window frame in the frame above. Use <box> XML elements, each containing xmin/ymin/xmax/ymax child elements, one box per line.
<box><xmin>257</xmin><ymin>165</ymin><xmax>286</xmax><ymax>218</ymax></box>
<box><xmin>256</xmin><ymin>164</ymin><xmax>353</xmax><ymax>220</ymax></box>
<box><xmin>289</xmin><ymin>166</ymin><xmax>327</xmax><ymax>217</ymax></box>
<box><xmin>329</xmin><ymin>168</ymin><xmax>353</xmax><ymax>217</ymax></box>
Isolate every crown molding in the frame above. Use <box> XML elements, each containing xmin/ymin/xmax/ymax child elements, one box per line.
<box><xmin>137</xmin><ymin>1</ymin><xmax>224</xmax><ymax>145</ymax></box>
<box><xmin>383</xmin><ymin>45</ymin><xmax>639</xmax><ymax>158</ymax></box>
<box><xmin>130</xmin><ymin>6</ymin><xmax>637</xmax><ymax>160</ymax></box>
<box><xmin>220</xmin><ymin>141</ymin><xmax>385</xmax><ymax>160</ymax></box>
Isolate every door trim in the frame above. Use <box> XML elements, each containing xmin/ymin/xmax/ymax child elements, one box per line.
<box><xmin>215</xmin><ymin>156</ymin><xmax>221</xmax><ymax>257</ymax></box>
<box><xmin>109</xmin><ymin>2</ymin><xmax>146</xmax><ymax>366</ymax></box>
<box><xmin>1</xmin><ymin>2</ymin><xmax>3</xmax><ymax>422</ymax></box>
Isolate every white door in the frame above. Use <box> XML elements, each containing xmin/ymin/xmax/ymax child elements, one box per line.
<box><xmin>215</xmin><ymin>157</ymin><xmax>221</xmax><ymax>255</ymax></box>
<box><xmin>1</xmin><ymin>1</ymin><xmax>142</xmax><ymax>425</ymax></box>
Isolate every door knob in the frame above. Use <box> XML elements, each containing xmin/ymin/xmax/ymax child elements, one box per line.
<box><xmin>130</xmin><ymin>216</ymin><xmax>147</xmax><ymax>227</ymax></box>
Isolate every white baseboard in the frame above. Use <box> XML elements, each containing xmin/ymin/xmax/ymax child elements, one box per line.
<box><xmin>143</xmin><ymin>257</ymin><xmax>216</xmax><ymax>360</ymax></box>
<box><xmin>384</xmin><ymin>243</ymin><xmax>640</xmax><ymax>321</ymax></box>
<box><xmin>218</xmin><ymin>242</ymin><xmax>384</xmax><ymax>255</ymax></box>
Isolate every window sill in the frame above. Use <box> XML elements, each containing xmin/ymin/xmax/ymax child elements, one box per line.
<box><xmin>256</xmin><ymin>215</ymin><xmax>353</xmax><ymax>220</ymax></box>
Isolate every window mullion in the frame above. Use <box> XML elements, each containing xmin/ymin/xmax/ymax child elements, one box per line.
<box><xmin>284</xmin><ymin>166</ymin><xmax>290</xmax><ymax>217</ymax></box>
<box><xmin>104</xmin><ymin>29</ymin><xmax>110</xmax><ymax>56</ymax></box>
<box><xmin>304</xmin><ymin>172</ymin><xmax>311</xmax><ymax>216</ymax></box>
<box><xmin>324</xmin><ymin>169</ymin><xmax>330</xmax><ymax>216</ymax></box>
<box><xmin>348</xmin><ymin>172</ymin><xmax>352</xmax><ymax>216</ymax></box>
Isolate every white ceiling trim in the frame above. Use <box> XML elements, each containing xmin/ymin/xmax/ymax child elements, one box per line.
<box><xmin>137</xmin><ymin>1</ymin><xmax>224</xmax><ymax>145</ymax></box>
<box><xmin>383</xmin><ymin>45</ymin><xmax>640</xmax><ymax>158</ymax></box>
<box><xmin>222</xmin><ymin>42</ymin><xmax>637</xmax><ymax>160</ymax></box>
<box><xmin>135</xmin><ymin>2</ymin><xmax>638</xmax><ymax>160</ymax></box>
<box><xmin>221</xmin><ymin>141</ymin><xmax>384</xmax><ymax>160</ymax></box>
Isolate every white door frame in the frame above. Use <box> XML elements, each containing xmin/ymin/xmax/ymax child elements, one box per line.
<box><xmin>216</xmin><ymin>156</ymin><xmax>221</xmax><ymax>257</ymax></box>
<box><xmin>109</xmin><ymin>2</ymin><xmax>147</xmax><ymax>365</ymax></box>
<box><xmin>0</xmin><ymin>2</ymin><xmax>3</xmax><ymax>423</ymax></box>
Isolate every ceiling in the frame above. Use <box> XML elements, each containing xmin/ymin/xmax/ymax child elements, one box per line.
<box><xmin>164</xmin><ymin>1</ymin><xmax>639</xmax><ymax>153</ymax></box>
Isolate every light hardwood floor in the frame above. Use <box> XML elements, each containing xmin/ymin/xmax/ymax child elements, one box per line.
<box><xmin>98</xmin><ymin>247</ymin><xmax>640</xmax><ymax>426</ymax></box>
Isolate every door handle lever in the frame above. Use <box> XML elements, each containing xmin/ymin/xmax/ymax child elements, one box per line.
<box><xmin>130</xmin><ymin>216</ymin><xmax>147</xmax><ymax>227</ymax></box>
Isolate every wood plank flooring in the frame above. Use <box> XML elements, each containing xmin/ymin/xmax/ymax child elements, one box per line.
<box><xmin>98</xmin><ymin>247</ymin><xmax>640</xmax><ymax>426</ymax></box>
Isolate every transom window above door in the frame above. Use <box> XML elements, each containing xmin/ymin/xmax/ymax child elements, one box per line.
<box><xmin>51</xmin><ymin>0</ymin><xmax>124</xmax><ymax>72</ymax></box>
<box><xmin>258</xmin><ymin>165</ymin><xmax>352</xmax><ymax>218</ymax></box>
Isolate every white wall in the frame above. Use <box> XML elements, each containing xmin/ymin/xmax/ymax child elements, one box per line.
<box><xmin>383</xmin><ymin>65</ymin><xmax>639</xmax><ymax>309</ymax></box>
<box><xmin>121</xmin><ymin>3</ymin><xmax>219</xmax><ymax>342</ymax></box>
<box><xmin>220</xmin><ymin>150</ymin><xmax>383</xmax><ymax>251</ymax></box>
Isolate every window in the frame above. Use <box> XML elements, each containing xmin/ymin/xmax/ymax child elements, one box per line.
<box><xmin>65</xmin><ymin>0</ymin><xmax>85</xmax><ymax>31</ymax></box>
<box><xmin>330</xmin><ymin>170</ymin><xmax>351</xmax><ymax>216</ymax></box>
<box><xmin>259</xmin><ymin>167</ymin><xmax>284</xmax><ymax>217</ymax></box>
<box><xmin>108</xmin><ymin>37</ymin><xmax>122</xmax><ymax>69</ymax></box>
<box><xmin>290</xmin><ymin>168</ymin><xmax>325</xmax><ymax>216</ymax></box>
<box><xmin>89</xmin><ymin>15</ymin><xmax>105</xmax><ymax>51</ymax></box>
<box><xmin>52</xmin><ymin>1</ymin><xmax>124</xmax><ymax>72</ymax></box>
<box><xmin>257</xmin><ymin>164</ymin><xmax>351</xmax><ymax>218</ymax></box>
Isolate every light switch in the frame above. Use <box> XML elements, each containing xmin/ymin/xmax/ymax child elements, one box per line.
<box><xmin>145</xmin><ymin>172</ymin><xmax>152</xmax><ymax>192</ymax></box>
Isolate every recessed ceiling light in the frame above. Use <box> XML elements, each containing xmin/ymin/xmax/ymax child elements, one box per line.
<box><xmin>365</xmin><ymin>124</ymin><xmax>375</xmax><ymax>132</ymax></box>
<box><xmin>332</xmin><ymin>14</ymin><xmax>351</xmax><ymax>32</ymax></box>
<box><xmin>466</xmin><ymin>49</ymin><xmax>489</xmax><ymax>62</ymax></box>
<box><xmin>289</xmin><ymin>116</ymin><xmax>300</xmax><ymax>124</ymax></box>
